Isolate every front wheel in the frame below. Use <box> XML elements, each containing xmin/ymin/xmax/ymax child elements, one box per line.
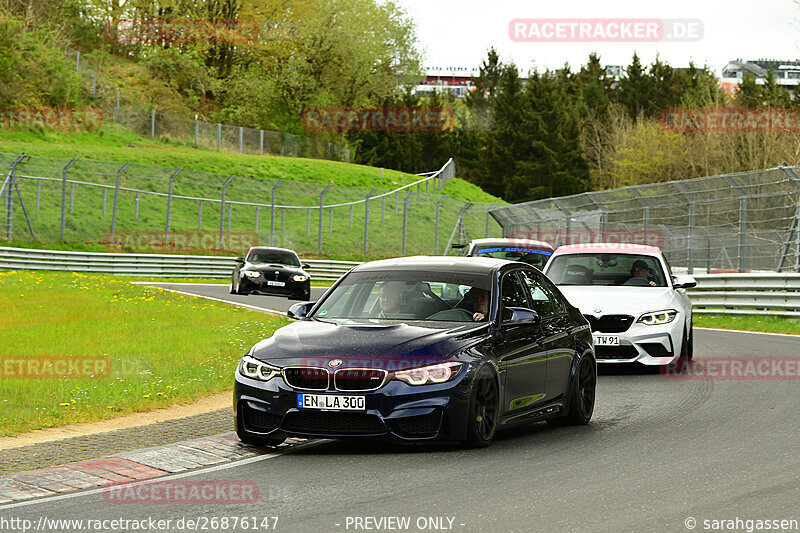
<box><xmin>548</xmin><ymin>355</ymin><xmax>596</xmax><ymax>426</ymax></box>
<box><xmin>464</xmin><ymin>366</ymin><xmax>499</xmax><ymax>448</ymax></box>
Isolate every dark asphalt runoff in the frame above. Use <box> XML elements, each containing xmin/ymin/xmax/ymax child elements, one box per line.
<box><xmin>3</xmin><ymin>284</ymin><xmax>799</xmax><ymax>533</ymax></box>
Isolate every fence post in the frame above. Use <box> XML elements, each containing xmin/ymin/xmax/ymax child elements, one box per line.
<box><xmin>255</xmin><ymin>206</ymin><xmax>260</xmax><ymax>233</ymax></box>
<box><xmin>434</xmin><ymin>195</ymin><xmax>449</xmax><ymax>254</ymax></box>
<box><xmin>217</xmin><ymin>123</ymin><xmax>221</xmax><ymax>151</ymax></box>
<box><xmin>60</xmin><ymin>160</ymin><xmax>77</xmax><ymax>238</ymax></box>
<box><xmin>219</xmin><ymin>175</ymin><xmax>235</xmax><ymax>247</ymax></box>
<box><xmin>70</xmin><ymin>183</ymin><xmax>74</xmax><ymax>213</ymax></box>
<box><xmin>776</xmin><ymin>165</ymin><xmax>800</xmax><ymax>272</ymax></box>
<box><xmin>270</xmin><ymin>180</ymin><xmax>283</xmax><ymax>246</ymax></box>
<box><xmin>75</xmin><ymin>51</ymin><xmax>80</xmax><ymax>72</ymax></box>
<box><xmin>722</xmin><ymin>176</ymin><xmax>749</xmax><ymax>273</ymax></box>
<box><xmin>381</xmin><ymin>197</ymin><xmax>385</xmax><ymax>221</ymax></box>
<box><xmin>134</xmin><ymin>193</ymin><xmax>139</xmax><ymax>219</ymax></box>
<box><xmin>102</xmin><ymin>189</ymin><xmax>107</xmax><ymax>216</ymax></box>
<box><xmin>281</xmin><ymin>209</ymin><xmax>285</xmax><ymax>244</ymax></box>
<box><xmin>364</xmin><ymin>188</ymin><xmax>377</xmax><ymax>254</ymax></box>
<box><xmin>36</xmin><ymin>181</ymin><xmax>40</xmax><ymax>211</ymax></box>
<box><xmin>306</xmin><ymin>209</ymin><xmax>311</xmax><ymax>235</ymax></box>
<box><xmin>198</xmin><ymin>200</ymin><xmax>203</xmax><ymax>229</ymax></box>
<box><xmin>260</xmin><ymin>130</ymin><xmax>264</xmax><ymax>155</ymax></box>
<box><xmin>318</xmin><ymin>184</ymin><xmax>333</xmax><ymax>252</ymax></box>
<box><xmin>239</xmin><ymin>126</ymin><xmax>243</xmax><ymax>154</ymax></box>
<box><xmin>485</xmin><ymin>202</ymin><xmax>498</xmax><ymax>238</ymax></box>
<box><xmin>2</xmin><ymin>154</ymin><xmax>28</xmax><ymax>239</ymax></box>
<box><xmin>329</xmin><ymin>207</ymin><xmax>333</xmax><ymax>232</ymax></box>
<box><xmin>194</xmin><ymin>119</ymin><xmax>199</xmax><ymax>146</ymax></box>
<box><xmin>227</xmin><ymin>203</ymin><xmax>232</xmax><ymax>231</ymax></box>
<box><xmin>165</xmin><ymin>168</ymin><xmax>182</xmax><ymax>243</ymax></box>
<box><xmin>349</xmin><ymin>205</ymin><xmax>353</xmax><ymax>229</ymax></box>
<box><xmin>109</xmin><ymin>162</ymin><xmax>131</xmax><ymax>241</ymax></box>
<box><xmin>115</xmin><ymin>90</ymin><xmax>120</xmax><ymax>121</ymax></box>
<box><xmin>401</xmin><ymin>190</ymin><xmax>414</xmax><ymax>255</ymax></box>
<box><xmin>150</xmin><ymin>110</ymin><xmax>155</xmax><ymax>137</ymax></box>
<box><xmin>675</xmin><ymin>182</ymin><xmax>696</xmax><ymax>274</ymax></box>
<box><xmin>91</xmin><ymin>72</ymin><xmax>96</xmax><ymax>97</ymax></box>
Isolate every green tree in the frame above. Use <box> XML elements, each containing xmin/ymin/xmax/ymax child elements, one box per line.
<box><xmin>616</xmin><ymin>52</ymin><xmax>654</xmax><ymax>119</ymax></box>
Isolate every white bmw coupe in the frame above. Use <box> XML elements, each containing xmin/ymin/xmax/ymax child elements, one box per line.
<box><xmin>543</xmin><ymin>244</ymin><xmax>697</xmax><ymax>365</ymax></box>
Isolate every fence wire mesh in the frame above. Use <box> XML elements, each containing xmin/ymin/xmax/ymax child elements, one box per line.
<box><xmin>490</xmin><ymin>166</ymin><xmax>800</xmax><ymax>273</ymax></box>
<box><xmin>0</xmin><ymin>153</ymin><xmax>501</xmax><ymax>258</ymax></box>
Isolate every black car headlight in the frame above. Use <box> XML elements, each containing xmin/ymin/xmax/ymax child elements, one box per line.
<box><xmin>239</xmin><ymin>355</ymin><xmax>281</xmax><ymax>381</ymax></box>
<box><xmin>393</xmin><ymin>362</ymin><xmax>463</xmax><ymax>386</ymax></box>
<box><xmin>637</xmin><ymin>309</ymin><xmax>678</xmax><ymax>326</ymax></box>
<box><xmin>292</xmin><ymin>274</ymin><xmax>308</xmax><ymax>282</ymax></box>
<box><xmin>244</xmin><ymin>271</ymin><xmax>261</xmax><ymax>279</ymax></box>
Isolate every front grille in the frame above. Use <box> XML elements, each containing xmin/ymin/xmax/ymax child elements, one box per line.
<box><xmin>283</xmin><ymin>367</ymin><xmax>329</xmax><ymax>390</ymax></box>
<box><xmin>594</xmin><ymin>345</ymin><xmax>639</xmax><ymax>360</ymax></box>
<box><xmin>584</xmin><ymin>314</ymin><xmax>635</xmax><ymax>333</ymax></box>
<box><xmin>393</xmin><ymin>411</ymin><xmax>442</xmax><ymax>437</ymax></box>
<box><xmin>243</xmin><ymin>407</ymin><xmax>282</xmax><ymax>432</ymax></box>
<box><xmin>334</xmin><ymin>369</ymin><xmax>387</xmax><ymax>391</ymax></box>
<box><xmin>282</xmin><ymin>411</ymin><xmax>386</xmax><ymax>435</ymax></box>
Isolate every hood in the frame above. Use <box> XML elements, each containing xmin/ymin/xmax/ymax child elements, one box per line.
<box><xmin>556</xmin><ymin>286</ymin><xmax>676</xmax><ymax>316</ymax></box>
<box><xmin>246</xmin><ymin>263</ymin><xmax>305</xmax><ymax>273</ymax></box>
<box><xmin>249</xmin><ymin>319</ymin><xmax>484</xmax><ymax>370</ymax></box>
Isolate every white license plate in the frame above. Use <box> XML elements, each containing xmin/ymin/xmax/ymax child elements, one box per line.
<box><xmin>593</xmin><ymin>335</ymin><xmax>620</xmax><ymax>346</ymax></box>
<box><xmin>267</xmin><ymin>281</ymin><xmax>285</xmax><ymax>287</ymax></box>
<box><xmin>297</xmin><ymin>394</ymin><xmax>366</xmax><ymax>411</ymax></box>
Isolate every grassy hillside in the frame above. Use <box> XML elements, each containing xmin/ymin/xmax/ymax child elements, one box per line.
<box><xmin>0</xmin><ymin>126</ymin><xmax>503</xmax><ymax>260</ymax></box>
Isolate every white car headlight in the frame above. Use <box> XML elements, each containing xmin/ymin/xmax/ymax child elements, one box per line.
<box><xmin>244</xmin><ymin>271</ymin><xmax>261</xmax><ymax>278</ymax></box>
<box><xmin>239</xmin><ymin>355</ymin><xmax>280</xmax><ymax>381</ymax></box>
<box><xmin>292</xmin><ymin>275</ymin><xmax>308</xmax><ymax>282</ymax></box>
<box><xmin>393</xmin><ymin>362</ymin><xmax>462</xmax><ymax>386</ymax></box>
<box><xmin>637</xmin><ymin>309</ymin><xmax>677</xmax><ymax>326</ymax></box>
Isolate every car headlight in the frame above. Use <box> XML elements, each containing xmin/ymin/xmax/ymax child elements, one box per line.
<box><xmin>244</xmin><ymin>271</ymin><xmax>261</xmax><ymax>278</ymax></box>
<box><xmin>292</xmin><ymin>275</ymin><xmax>308</xmax><ymax>282</ymax></box>
<box><xmin>393</xmin><ymin>362</ymin><xmax>462</xmax><ymax>386</ymax></box>
<box><xmin>238</xmin><ymin>355</ymin><xmax>280</xmax><ymax>381</ymax></box>
<box><xmin>637</xmin><ymin>309</ymin><xmax>678</xmax><ymax>325</ymax></box>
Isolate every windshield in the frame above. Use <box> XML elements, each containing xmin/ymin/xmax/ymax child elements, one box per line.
<box><xmin>246</xmin><ymin>250</ymin><xmax>300</xmax><ymax>267</ymax></box>
<box><xmin>546</xmin><ymin>253</ymin><xmax>667</xmax><ymax>287</ymax></box>
<box><xmin>312</xmin><ymin>270</ymin><xmax>491</xmax><ymax>323</ymax></box>
<box><xmin>472</xmin><ymin>245</ymin><xmax>552</xmax><ymax>269</ymax></box>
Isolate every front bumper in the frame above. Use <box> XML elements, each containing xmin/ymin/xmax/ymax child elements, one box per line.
<box><xmin>239</xmin><ymin>276</ymin><xmax>309</xmax><ymax>297</ymax></box>
<box><xmin>591</xmin><ymin>319</ymin><xmax>684</xmax><ymax>365</ymax></box>
<box><xmin>234</xmin><ymin>368</ymin><xmax>472</xmax><ymax>442</ymax></box>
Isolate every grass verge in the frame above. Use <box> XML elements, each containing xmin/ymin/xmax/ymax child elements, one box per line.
<box><xmin>0</xmin><ymin>270</ymin><xmax>290</xmax><ymax>436</ymax></box>
<box><xmin>694</xmin><ymin>313</ymin><xmax>800</xmax><ymax>335</ymax></box>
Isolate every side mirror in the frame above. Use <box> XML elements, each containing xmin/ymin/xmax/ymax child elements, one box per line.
<box><xmin>672</xmin><ymin>275</ymin><xmax>697</xmax><ymax>289</ymax></box>
<box><xmin>287</xmin><ymin>301</ymin><xmax>315</xmax><ymax>319</ymax></box>
<box><xmin>302</xmin><ymin>263</ymin><xmax>311</xmax><ymax>270</ymax></box>
<box><xmin>234</xmin><ymin>257</ymin><xmax>245</xmax><ymax>264</ymax></box>
<box><xmin>503</xmin><ymin>307</ymin><xmax>541</xmax><ymax>325</ymax></box>
<box><xmin>451</xmin><ymin>243</ymin><xmax>467</xmax><ymax>249</ymax></box>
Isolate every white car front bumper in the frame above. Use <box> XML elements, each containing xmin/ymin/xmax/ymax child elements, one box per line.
<box><xmin>589</xmin><ymin>315</ymin><xmax>684</xmax><ymax>365</ymax></box>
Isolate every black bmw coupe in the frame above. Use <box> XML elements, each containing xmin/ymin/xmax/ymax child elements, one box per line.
<box><xmin>230</xmin><ymin>246</ymin><xmax>311</xmax><ymax>300</ymax></box>
<box><xmin>234</xmin><ymin>256</ymin><xmax>596</xmax><ymax>448</ymax></box>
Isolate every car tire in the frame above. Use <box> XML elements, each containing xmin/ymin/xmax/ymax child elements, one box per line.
<box><xmin>680</xmin><ymin>324</ymin><xmax>693</xmax><ymax>360</ymax></box>
<box><xmin>548</xmin><ymin>355</ymin><xmax>596</xmax><ymax>427</ymax></box>
<box><xmin>235</xmin><ymin>417</ymin><xmax>286</xmax><ymax>447</ymax></box>
<box><xmin>463</xmin><ymin>366</ymin><xmax>499</xmax><ymax>448</ymax></box>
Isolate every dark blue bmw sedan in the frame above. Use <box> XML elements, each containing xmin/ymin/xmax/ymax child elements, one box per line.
<box><xmin>234</xmin><ymin>256</ymin><xmax>596</xmax><ymax>448</ymax></box>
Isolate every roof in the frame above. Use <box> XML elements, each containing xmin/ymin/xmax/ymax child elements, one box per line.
<box><xmin>468</xmin><ymin>238</ymin><xmax>554</xmax><ymax>252</ymax></box>
<box><xmin>552</xmin><ymin>243</ymin><xmax>662</xmax><ymax>256</ymax></box>
<box><xmin>352</xmin><ymin>255</ymin><xmax>511</xmax><ymax>274</ymax></box>
<box><xmin>247</xmin><ymin>246</ymin><xmax>299</xmax><ymax>255</ymax></box>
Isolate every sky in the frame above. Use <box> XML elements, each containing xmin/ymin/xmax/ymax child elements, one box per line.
<box><xmin>394</xmin><ymin>0</ymin><xmax>800</xmax><ymax>76</ymax></box>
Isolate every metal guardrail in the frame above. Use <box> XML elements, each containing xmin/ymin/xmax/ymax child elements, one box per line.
<box><xmin>0</xmin><ymin>246</ymin><xmax>357</xmax><ymax>282</ymax></box>
<box><xmin>688</xmin><ymin>273</ymin><xmax>800</xmax><ymax>317</ymax></box>
<box><xmin>3</xmin><ymin>246</ymin><xmax>800</xmax><ymax>316</ymax></box>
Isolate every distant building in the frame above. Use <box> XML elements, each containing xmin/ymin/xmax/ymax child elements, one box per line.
<box><xmin>412</xmin><ymin>66</ymin><xmax>481</xmax><ymax>99</ymax></box>
<box><xmin>721</xmin><ymin>59</ymin><xmax>800</xmax><ymax>95</ymax></box>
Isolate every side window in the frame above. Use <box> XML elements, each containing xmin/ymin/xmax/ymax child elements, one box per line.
<box><xmin>519</xmin><ymin>270</ymin><xmax>558</xmax><ymax>318</ymax></box>
<box><xmin>537</xmin><ymin>274</ymin><xmax>566</xmax><ymax>315</ymax></box>
<box><xmin>500</xmin><ymin>272</ymin><xmax>530</xmax><ymax>322</ymax></box>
